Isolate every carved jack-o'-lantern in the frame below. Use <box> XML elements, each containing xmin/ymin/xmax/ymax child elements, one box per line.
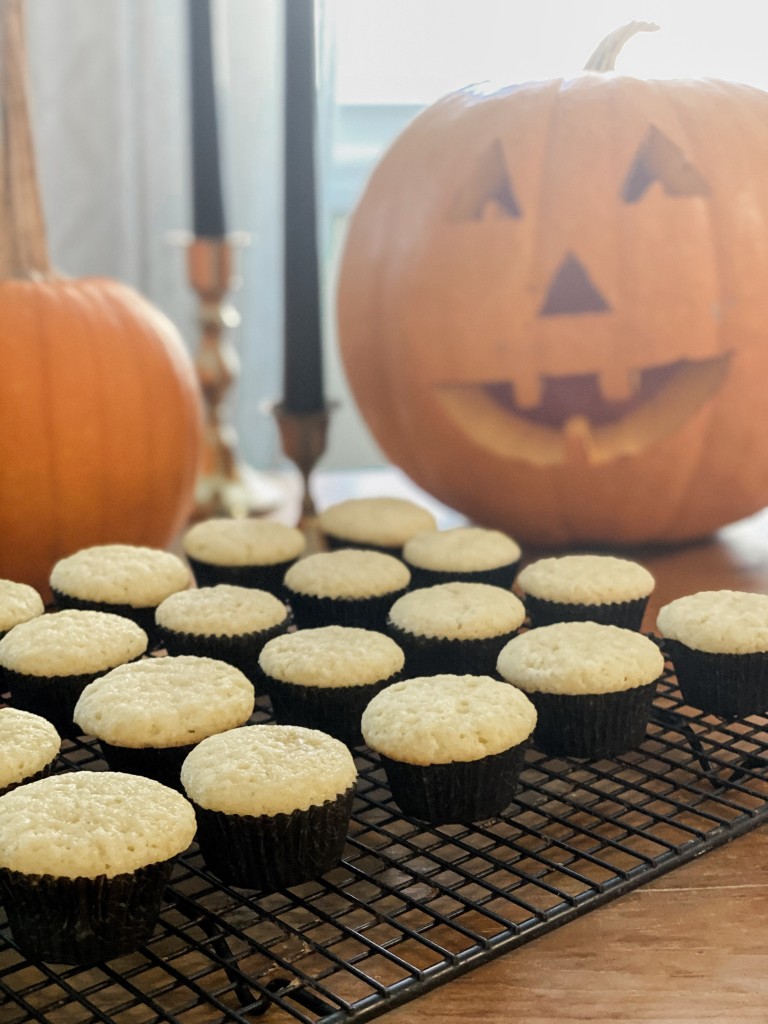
<box><xmin>338</xmin><ymin>24</ymin><xmax>768</xmax><ymax>545</ymax></box>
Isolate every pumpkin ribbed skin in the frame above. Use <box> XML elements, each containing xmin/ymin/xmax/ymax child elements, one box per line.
<box><xmin>338</xmin><ymin>72</ymin><xmax>768</xmax><ymax>545</ymax></box>
<box><xmin>0</xmin><ymin>276</ymin><xmax>202</xmax><ymax>594</ymax></box>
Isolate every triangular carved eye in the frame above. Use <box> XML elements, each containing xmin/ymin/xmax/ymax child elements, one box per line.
<box><xmin>448</xmin><ymin>139</ymin><xmax>522</xmax><ymax>221</ymax></box>
<box><xmin>622</xmin><ymin>126</ymin><xmax>709</xmax><ymax>203</ymax></box>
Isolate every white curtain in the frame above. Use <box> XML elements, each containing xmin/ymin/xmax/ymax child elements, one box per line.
<box><xmin>23</xmin><ymin>0</ymin><xmax>373</xmax><ymax>475</ymax></box>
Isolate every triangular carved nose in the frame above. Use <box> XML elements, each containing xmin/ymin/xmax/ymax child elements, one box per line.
<box><xmin>539</xmin><ymin>253</ymin><xmax>610</xmax><ymax>316</ymax></box>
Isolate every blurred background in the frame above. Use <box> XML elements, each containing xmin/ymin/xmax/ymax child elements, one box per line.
<box><xmin>23</xmin><ymin>0</ymin><xmax>768</xmax><ymax>472</ymax></box>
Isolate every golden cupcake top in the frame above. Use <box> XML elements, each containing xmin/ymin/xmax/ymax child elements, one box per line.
<box><xmin>182</xmin><ymin>517</ymin><xmax>306</xmax><ymax>567</ymax></box>
<box><xmin>259</xmin><ymin>625</ymin><xmax>404</xmax><ymax>688</ymax></box>
<box><xmin>0</xmin><ymin>708</ymin><xmax>60</xmax><ymax>791</ymax></box>
<box><xmin>517</xmin><ymin>554</ymin><xmax>655</xmax><ymax>605</ymax></box>
<box><xmin>0</xmin><ymin>579</ymin><xmax>45</xmax><ymax>633</ymax></box>
<box><xmin>403</xmin><ymin>527</ymin><xmax>520</xmax><ymax>572</ymax></box>
<box><xmin>180</xmin><ymin>724</ymin><xmax>357</xmax><ymax>816</ymax></box>
<box><xmin>319</xmin><ymin>497</ymin><xmax>437</xmax><ymax>547</ymax></box>
<box><xmin>50</xmin><ymin>543</ymin><xmax>190</xmax><ymax>608</ymax></box>
<box><xmin>0</xmin><ymin>609</ymin><xmax>148</xmax><ymax>677</ymax></box>
<box><xmin>284</xmin><ymin>549</ymin><xmax>410</xmax><ymax>599</ymax></box>
<box><xmin>156</xmin><ymin>584</ymin><xmax>288</xmax><ymax>637</ymax></box>
<box><xmin>388</xmin><ymin>582</ymin><xmax>525</xmax><ymax>640</ymax></box>
<box><xmin>361</xmin><ymin>674</ymin><xmax>537</xmax><ymax>765</ymax></box>
<box><xmin>657</xmin><ymin>590</ymin><xmax>768</xmax><ymax>654</ymax></box>
<box><xmin>73</xmin><ymin>655</ymin><xmax>255</xmax><ymax>748</ymax></box>
<box><xmin>496</xmin><ymin>621</ymin><xmax>664</xmax><ymax>695</ymax></box>
<box><xmin>0</xmin><ymin>771</ymin><xmax>196</xmax><ymax>878</ymax></box>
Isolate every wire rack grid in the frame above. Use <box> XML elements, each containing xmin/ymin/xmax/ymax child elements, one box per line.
<box><xmin>3</xmin><ymin>663</ymin><xmax>768</xmax><ymax>1024</ymax></box>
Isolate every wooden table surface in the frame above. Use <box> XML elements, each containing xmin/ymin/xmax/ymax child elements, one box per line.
<box><xmin>303</xmin><ymin>468</ymin><xmax>768</xmax><ymax>1024</ymax></box>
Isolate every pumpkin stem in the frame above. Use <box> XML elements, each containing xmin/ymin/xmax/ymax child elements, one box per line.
<box><xmin>0</xmin><ymin>0</ymin><xmax>51</xmax><ymax>279</ymax></box>
<box><xmin>584</xmin><ymin>21</ymin><xmax>660</xmax><ymax>73</ymax></box>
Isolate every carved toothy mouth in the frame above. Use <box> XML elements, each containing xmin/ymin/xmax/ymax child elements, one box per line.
<box><xmin>436</xmin><ymin>354</ymin><xmax>732</xmax><ymax>466</ymax></box>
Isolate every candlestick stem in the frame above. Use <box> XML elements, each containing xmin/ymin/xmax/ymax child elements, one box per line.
<box><xmin>272</xmin><ymin>402</ymin><xmax>333</xmax><ymax>524</ymax></box>
<box><xmin>188</xmin><ymin>236</ymin><xmax>281</xmax><ymax>519</ymax></box>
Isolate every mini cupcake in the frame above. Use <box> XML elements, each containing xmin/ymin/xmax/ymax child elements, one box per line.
<box><xmin>49</xmin><ymin>543</ymin><xmax>191</xmax><ymax>647</ymax></box>
<box><xmin>0</xmin><ymin>708</ymin><xmax>61</xmax><ymax>797</ymax></box>
<box><xmin>516</xmin><ymin>554</ymin><xmax>655</xmax><ymax>630</ymax></box>
<box><xmin>258</xmin><ymin>626</ymin><xmax>405</xmax><ymax>746</ymax></box>
<box><xmin>182</xmin><ymin>517</ymin><xmax>306</xmax><ymax>596</ymax></box>
<box><xmin>0</xmin><ymin>580</ymin><xmax>45</xmax><ymax>640</ymax></box>
<box><xmin>155</xmin><ymin>585</ymin><xmax>291</xmax><ymax>681</ymax></box>
<box><xmin>403</xmin><ymin>527</ymin><xmax>522</xmax><ymax>590</ymax></box>
<box><xmin>318</xmin><ymin>497</ymin><xmax>437</xmax><ymax>556</ymax></box>
<box><xmin>73</xmin><ymin>655</ymin><xmax>255</xmax><ymax>789</ymax></box>
<box><xmin>283</xmin><ymin>549</ymin><xmax>410</xmax><ymax>631</ymax></box>
<box><xmin>0</xmin><ymin>610</ymin><xmax>148</xmax><ymax>738</ymax></box>
<box><xmin>496</xmin><ymin>621</ymin><xmax>664</xmax><ymax>759</ymax></box>
<box><xmin>657</xmin><ymin>590</ymin><xmax>768</xmax><ymax>718</ymax></box>
<box><xmin>0</xmin><ymin>771</ymin><xmax>196</xmax><ymax>963</ymax></box>
<box><xmin>180</xmin><ymin>724</ymin><xmax>357</xmax><ymax>891</ymax></box>
<box><xmin>386</xmin><ymin>582</ymin><xmax>526</xmax><ymax>677</ymax></box>
<box><xmin>361</xmin><ymin>674</ymin><xmax>536</xmax><ymax>824</ymax></box>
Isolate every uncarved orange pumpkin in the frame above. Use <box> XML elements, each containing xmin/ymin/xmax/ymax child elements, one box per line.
<box><xmin>338</xmin><ymin>24</ymin><xmax>768</xmax><ymax>546</ymax></box>
<box><xmin>0</xmin><ymin>2</ymin><xmax>202</xmax><ymax>595</ymax></box>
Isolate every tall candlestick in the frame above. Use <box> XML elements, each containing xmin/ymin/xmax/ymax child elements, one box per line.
<box><xmin>188</xmin><ymin>0</ymin><xmax>226</xmax><ymax>238</ymax></box>
<box><xmin>282</xmin><ymin>0</ymin><xmax>324</xmax><ymax>414</ymax></box>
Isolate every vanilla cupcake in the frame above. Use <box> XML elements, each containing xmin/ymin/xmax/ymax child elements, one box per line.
<box><xmin>50</xmin><ymin>543</ymin><xmax>191</xmax><ymax>647</ymax></box>
<box><xmin>361</xmin><ymin>675</ymin><xmax>536</xmax><ymax>823</ymax></box>
<box><xmin>386</xmin><ymin>582</ymin><xmax>526</xmax><ymax>677</ymax></box>
<box><xmin>283</xmin><ymin>549</ymin><xmax>410</xmax><ymax>630</ymax></box>
<box><xmin>496</xmin><ymin>621</ymin><xmax>664</xmax><ymax>758</ymax></box>
<box><xmin>0</xmin><ymin>771</ymin><xmax>195</xmax><ymax>963</ymax></box>
<box><xmin>258</xmin><ymin>626</ymin><xmax>405</xmax><ymax>746</ymax></box>
<box><xmin>403</xmin><ymin>527</ymin><xmax>522</xmax><ymax>590</ymax></box>
<box><xmin>0</xmin><ymin>609</ymin><xmax>148</xmax><ymax>737</ymax></box>
<box><xmin>180</xmin><ymin>724</ymin><xmax>357</xmax><ymax>890</ymax></box>
<box><xmin>318</xmin><ymin>497</ymin><xmax>437</xmax><ymax>556</ymax></box>
<box><xmin>516</xmin><ymin>554</ymin><xmax>655</xmax><ymax>630</ymax></box>
<box><xmin>182</xmin><ymin>518</ymin><xmax>306</xmax><ymax>596</ymax></box>
<box><xmin>73</xmin><ymin>655</ymin><xmax>255</xmax><ymax>789</ymax></box>
<box><xmin>657</xmin><ymin>590</ymin><xmax>768</xmax><ymax>718</ymax></box>
<box><xmin>155</xmin><ymin>585</ymin><xmax>291</xmax><ymax>681</ymax></box>
<box><xmin>0</xmin><ymin>709</ymin><xmax>60</xmax><ymax>796</ymax></box>
<box><xmin>0</xmin><ymin>580</ymin><xmax>45</xmax><ymax>640</ymax></box>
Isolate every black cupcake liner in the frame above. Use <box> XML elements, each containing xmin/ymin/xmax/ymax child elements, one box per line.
<box><xmin>0</xmin><ymin>858</ymin><xmax>175</xmax><ymax>964</ymax></box>
<box><xmin>5</xmin><ymin>668</ymin><xmax>101</xmax><ymax>740</ymax></box>
<box><xmin>663</xmin><ymin>640</ymin><xmax>768</xmax><ymax>719</ymax></box>
<box><xmin>186</xmin><ymin>556</ymin><xmax>297</xmax><ymax>600</ymax></box>
<box><xmin>191</xmin><ymin>786</ymin><xmax>356</xmax><ymax>891</ymax></box>
<box><xmin>262</xmin><ymin>671</ymin><xmax>402</xmax><ymax>747</ymax></box>
<box><xmin>385</xmin><ymin>622</ymin><xmax>520</xmax><ymax>678</ymax></box>
<box><xmin>527</xmin><ymin>681</ymin><xmax>658</xmax><ymax>759</ymax></box>
<box><xmin>285</xmin><ymin>588</ymin><xmax>408</xmax><ymax>631</ymax></box>
<box><xmin>97</xmin><ymin>741</ymin><xmax>196</xmax><ymax>792</ymax></box>
<box><xmin>378</xmin><ymin>741</ymin><xmax>530</xmax><ymax>824</ymax></box>
<box><xmin>405</xmin><ymin>560</ymin><xmax>521</xmax><ymax>592</ymax></box>
<box><xmin>158</xmin><ymin>616</ymin><xmax>291</xmax><ymax>683</ymax></box>
<box><xmin>50</xmin><ymin>589</ymin><xmax>160</xmax><ymax>649</ymax></box>
<box><xmin>523</xmin><ymin>595</ymin><xmax>649</xmax><ymax>631</ymax></box>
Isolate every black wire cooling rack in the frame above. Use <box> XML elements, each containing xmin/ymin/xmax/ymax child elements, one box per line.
<box><xmin>3</xmin><ymin>663</ymin><xmax>768</xmax><ymax>1024</ymax></box>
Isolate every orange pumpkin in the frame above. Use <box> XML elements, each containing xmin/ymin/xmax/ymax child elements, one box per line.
<box><xmin>0</xmin><ymin>2</ymin><xmax>203</xmax><ymax>594</ymax></box>
<box><xmin>338</xmin><ymin>24</ymin><xmax>768</xmax><ymax>545</ymax></box>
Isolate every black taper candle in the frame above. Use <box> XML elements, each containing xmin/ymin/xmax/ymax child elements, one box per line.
<box><xmin>188</xmin><ymin>0</ymin><xmax>226</xmax><ymax>238</ymax></box>
<box><xmin>282</xmin><ymin>0</ymin><xmax>325</xmax><ymax>414</ymax></box>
